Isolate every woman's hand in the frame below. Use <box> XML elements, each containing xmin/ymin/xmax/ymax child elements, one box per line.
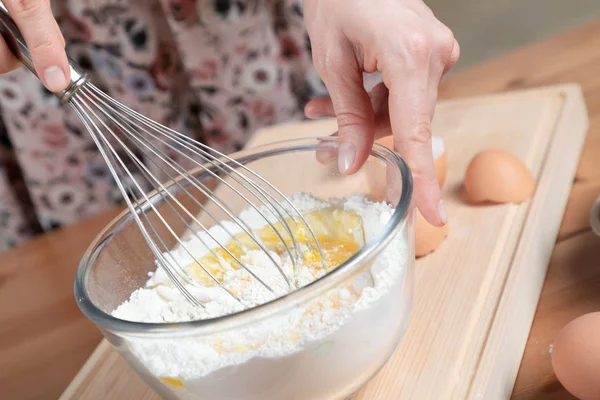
<box><xmin>0</xmin><ymin>0</ymin><xmax>69</xmax><ymax>92</ymax></box>
<box><xmin>303</xmin><ymin>0</ymin><xmax>459</xmax><ymax>227</ymax></box>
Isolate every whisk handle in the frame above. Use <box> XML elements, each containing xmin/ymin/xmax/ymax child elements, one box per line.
<box><xmin>0</xmin><ymin>2</ymin><xmax>89</xmax><ymax>104</ymax></box>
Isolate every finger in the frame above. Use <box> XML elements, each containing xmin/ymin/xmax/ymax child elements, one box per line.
<box><xmin>0</xmin><ymin>38</ymin><xmax>21</xmax><ymax>73</ymax></box>
<box><xmin>313</xmin><ymin>37</ymin><xmax>375</xmax><ymax>175</ymax></box>
<box><xmin>442</xmin><ymin>39</ymin><xmax>460</xmax><ymax>77</ymax></box>
<box><xmin>307</xmin><ymin>80</ymin><xmax>389</xmax><ymax>116</ymax></box>
<box><xmin>45</xmin><ymin>0</ymin><xmax>66</xmax><ymax>49</ymax></box>
<box><xmin>315</xmin><ymin>133</ymin><xmax>339</xmax><ymax>164</ymax></box>
<box><xmin>370</xmin><ymin>82</ymin><xmax>394</xmax><ymax>139</ymax></box>
<box><xmin>305</xmin><ymin>97</ymin><xmax>335</xmax><ymax>119</ymax></box>
<box><xmin>427</xmin><ymin>47</ymin><xmax>447</xmax><ymax>123</ymax></box>
<box><xmin>307</xmin><ymin>83</ymin><xmax>393</xmax><ymax>140</ymax></box>
<box><xmin>305</xmin><ymin>97</ymin><xmax>337</xmax><ymax>163</ymax></box>
<box><xmin>54</xmin><ymin>17</ymin><xmax>66</xmax><ymax>48</ymax></box>
<box><xmin>386</xmin><ymin>70</ymin><xmax>445</xmax><ymax>227</ymax></box>
<box><xmin>312</xmin><ymin>84</ymin><xmax>387</xmax><ymax>165</ymax></box>
<box><xmin>4</xmin><ymin>0</ymin><xmax>69</xmax><ymax>92</ymax></box>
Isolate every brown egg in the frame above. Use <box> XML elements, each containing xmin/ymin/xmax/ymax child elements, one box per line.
<box><xmin>551</xmin><ymin>312</ymin><xmax>600</xmax><ymax>400</ymax></box>
<box><xmin>414</xmin><ymin>209</ymin><xmax>449</xmax><ymax>258</ymax></box>
<box><xmin>375</xmin><ymin>135</ymin><xmax>447</xmax><ymax>187</ymax></box>
<box><xmin>464</xmin><ymin>149</ymin><xmax>535</xmax><ymax>204</ymax></box>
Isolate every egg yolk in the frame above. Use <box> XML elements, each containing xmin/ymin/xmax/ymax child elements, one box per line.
<box><xmin>186</xmin><ymin>206</ymin><xmax>365</xmax><ymax>286</ymax></box>
<box><xmin>162</xmin><ymin>208</ymin><xmax>366</xmax><ymax>387</ymax></box>
<box><xmin>160</xmin><ymin>377</ymin><xmax>184</xmax><ymax>389</ymax></box>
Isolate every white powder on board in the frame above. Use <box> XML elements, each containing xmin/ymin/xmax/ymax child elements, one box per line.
<box><xmin>111</xmin><ymin>193</ymin><xmax>408</xmax><ymax>390</ymax></box>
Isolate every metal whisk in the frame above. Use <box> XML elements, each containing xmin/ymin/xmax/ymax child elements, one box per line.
<box><xmin>0</xmin><ymin>5</ymin><xmax>325</xmax><ymax>308</ymax></box>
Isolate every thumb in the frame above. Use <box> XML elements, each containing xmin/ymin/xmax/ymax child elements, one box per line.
<box><xmin>314</xmin><ymin>43</ymin><xmax>374</xmax><ymax>175</ymax></box>
<box><xmin>4</xmin><ymin>0</ymin><xmax>70</xmax><ymax>92</ymax></box>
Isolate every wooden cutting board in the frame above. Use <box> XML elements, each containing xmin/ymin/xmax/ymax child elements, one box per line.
<box><xmin>61</xmin><ymin>84</ymin><xmax>589</xmax><ymax>400</ymax></box>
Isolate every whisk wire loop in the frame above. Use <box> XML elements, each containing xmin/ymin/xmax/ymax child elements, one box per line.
<box><xmin>68</xmin><ymin>83</ymin><xmax>329</xmax><ymax>307</ymax></box>
<box><xmin>85</xmin><ymin>85</ymin><xmax>326</xmax><ymax>266</ymax></box>
<box><xmin>73</xmin><ymin>90</ymin><xmax>289</xmax><ymax>295</ymax></box>
<box><xmin>72</xmin><ymin>97</ymin><xmax>266</xmax><ymax>306</ymax></box>
<box><xmin>71</xmin><ymin>105</ymin><xmax>204</xmax><ymax>306</ymax></box>
<box><xmin>0</xmin><ymin>6</ymin><xmax>329</xmax><ymax>308</ymax></box>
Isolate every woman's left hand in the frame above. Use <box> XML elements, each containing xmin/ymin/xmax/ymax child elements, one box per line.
<box><xmin>303</xmin><ymin>0</ymin><xmax>459</xmax><ymax>227</ymax></box>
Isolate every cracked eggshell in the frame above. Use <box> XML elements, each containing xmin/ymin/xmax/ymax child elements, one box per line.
<box><xmin>464</xmin><ymin>149</ymin><xmax>535</xmax><ymax>204</ymax></box>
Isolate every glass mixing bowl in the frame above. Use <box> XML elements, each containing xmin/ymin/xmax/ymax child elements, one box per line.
<box><xmin>75</xmin><ymin>137</ymin><xmax>415</xmax><ymax>400</ymax></box>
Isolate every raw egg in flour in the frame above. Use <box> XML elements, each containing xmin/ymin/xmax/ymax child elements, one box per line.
<box><xmin>464</xmin><ymin>149</ymin><xmax>535</xmax><ymax>204</ymax></box>
<box><xmin>551</xmin><ymin>312</ymin><xmax>600</xmax><ymax>400</ymax></box>
<box><xmin>375</xmin><ymin>135</ymin><xmax>447</xmax><ymax>187</ymax></box>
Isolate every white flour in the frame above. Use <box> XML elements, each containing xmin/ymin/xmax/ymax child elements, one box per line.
<box><xmin>112</xmin><ymin>193</ymin><xmax>410</xmax><ymax>399</ymax></box>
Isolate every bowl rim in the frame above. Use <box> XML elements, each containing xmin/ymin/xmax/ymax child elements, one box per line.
<box><xmin>74</xmin><ymin>136</ymin><xmax>413</xmax><ymax>337</ymax></box>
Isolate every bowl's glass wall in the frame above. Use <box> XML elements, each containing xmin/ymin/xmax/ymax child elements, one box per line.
<box><xmin>79</xmin><ymin>140</ymin><xmax>414</xmax><ymax>400</ymax></box>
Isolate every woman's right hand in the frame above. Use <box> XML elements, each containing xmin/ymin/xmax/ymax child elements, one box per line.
<box><xmin>0</xmin><ymin>0</ymin><xmax>69</xmax><ymax>92</ymax></box>
<box><xmin>303</xmin><ymin>0</ymin><xmax>458</xmax><ymax>227</ymax></box>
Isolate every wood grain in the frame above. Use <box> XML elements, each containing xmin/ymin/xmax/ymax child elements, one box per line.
<box><xmin>60</xmin><ymin>341</ymin><xmax>157</xmax><ymax>400</ymax></box>
<box><xmin>557</xmin><ymin>181</ymin><xmax>600</xmax><ymax>240</ymax></box>
<box><xmin>512</xmin><ymin>231</ymin><xmax>600</xmax><ymax>400</ymax></box>
<box><xmin>0</xmin><ymin>206</ymin><xmax>124</xmax><ymax>400</ymax></box>
<box><xmin>3</xmin><ymin>19</ymin><xmax>600</xmax><ymax>400</ymax></box>
<box><xmin>356</xmin><ymin>86</ymin><xmax>587</xmax><ymax>400</ymax></box>
<box><xmin>438</xmin><ymin>18</ymin><xmax>600</xmax><ymax>184</ymax></box>
<box><xmin>60</xmin><ymin>85</ymin><xmax>588</xmax><ymax>400</ymax></box>
<box><xmin>466</xmin><ymin>85</ymin><xmax>587</xmax><ymax>400</ymax></box>
<box><xmin>436</xmin><ymin>18</ymin><xmax>600</xmax><ymax>398</ymax></box>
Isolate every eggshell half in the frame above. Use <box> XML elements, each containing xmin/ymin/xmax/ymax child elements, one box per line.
<box><xmin>375</xmin><ymin>135</ymin><xmax>447</xmax><ymax>187</ymax></box>
<box><xmin>464</xmin><ymin>149</ymin><xmax>535</xmax><ymax>204</ymax></box>
<box><xmin>551</xmin><ymin>312</ymin><xmax>600</xmax><ymax>400</ymax></box>
<box><xmin>414</xmin><ymin>209</ymin><xmax>449</xmax><ymax>257</ymax></box>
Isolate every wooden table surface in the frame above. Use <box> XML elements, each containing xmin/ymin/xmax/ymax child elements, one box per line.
<box><xmin>2</xmin><ymin>20</ymin><xmax>600</xmax><ymax>400</ymax></box>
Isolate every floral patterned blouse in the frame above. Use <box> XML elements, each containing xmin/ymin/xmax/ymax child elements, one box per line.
<box><xmin>0</xmin><ymin>0</ymin><xmax>343</xmax><ymax>247</ymax></box>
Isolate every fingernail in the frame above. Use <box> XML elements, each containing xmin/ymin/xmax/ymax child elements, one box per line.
<box><xmin>439</xmin><ymin>200</ymin><xmax>448</xmax><ymax>224</ymax></box>
<box><xmin>338</xmin><ymin>142</ymin><xmax>356</xmax><ymax>173</ymax></box>
<box><xmin>43</xmin><ymin>66</ymin><xmax>67</xmax><ymax>92</ymax></box>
